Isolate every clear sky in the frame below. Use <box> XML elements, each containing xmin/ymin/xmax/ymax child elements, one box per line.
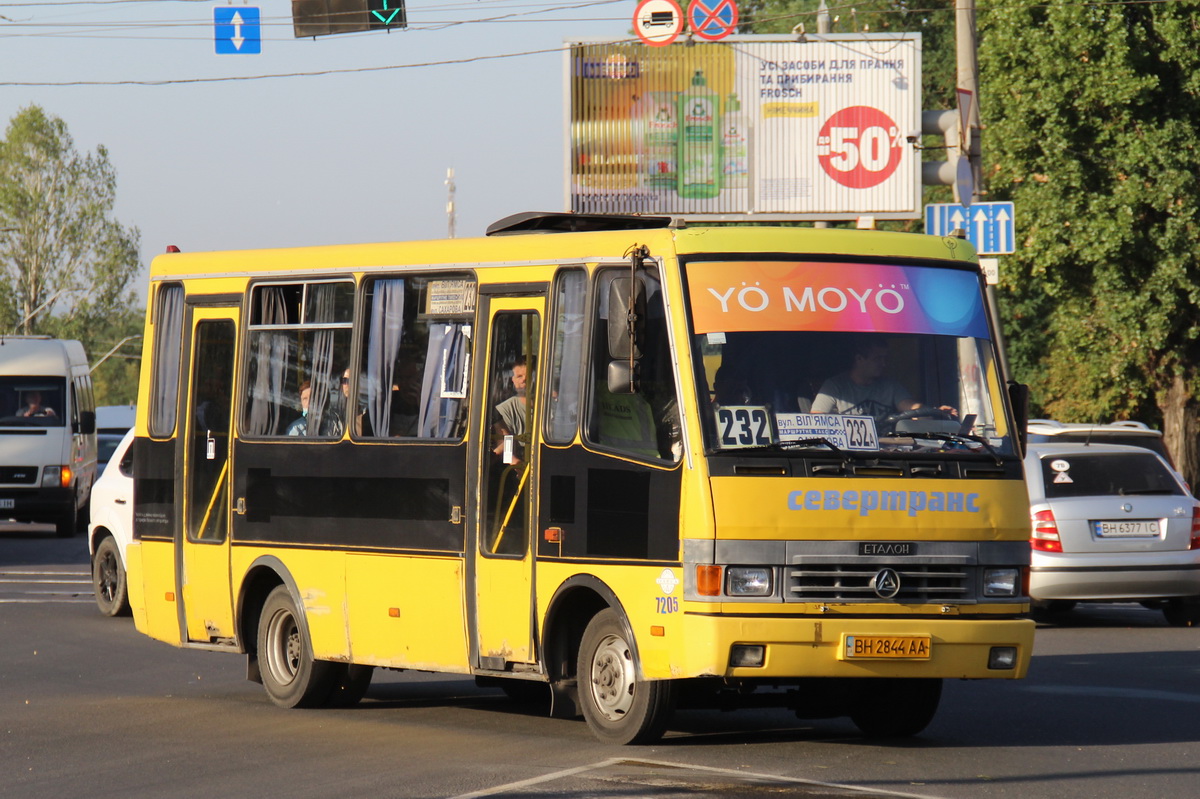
<box><xmin>0</xmin><ymin>0</ymin><xmax>633</xmax><ymax>292</ymax></box>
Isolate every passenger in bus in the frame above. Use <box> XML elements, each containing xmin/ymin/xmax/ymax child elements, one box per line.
<box><xmin>388</xmin><ymin>350</ymin><xmax>423</xmax><ymax>437</ymax></box>
<box><xmin>18</xmin><ymin>390</ymin><xmax>56</xmax><ymax>418</ymax></box>
<box><xmin>286</xmin><ymin>381</ymin><xmax>311</xmax><ymax>436</ymax></box>
<box><xmin>712</xmin><ymin>364</ymin><xmax>753</xmax><ymax>406</ymax></box>
<box><xmin>810</xmin><ymin>337</ymin><xmax>955</xmax><ymax>422</ymax></box>
<box><xmin>492</xmin><ymin>356</ymin><xmax>529</xmax><ymax>461</ymax></box>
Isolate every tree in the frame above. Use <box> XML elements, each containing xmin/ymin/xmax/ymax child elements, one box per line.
<box><xmin>0</xmin><ymin>105</ymin><xmax>143</xmax><ymax>404</ymax></box>
<box><xmin>979</xmin><ymin>1</ymin><xmax>1200</xmax><ymax>483</ymax></box>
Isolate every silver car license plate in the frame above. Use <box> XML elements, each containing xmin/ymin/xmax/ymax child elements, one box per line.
<box><xmin>1092</xmin><ymin>519</ymin><xmax>1160</xmax><ymax>537</ymax></box>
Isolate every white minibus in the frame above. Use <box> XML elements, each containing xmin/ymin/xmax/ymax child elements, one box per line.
<box><xmin>0</xmin><ymin>336</ymin><xmax>97</xmax><ymax>536</ymax></box>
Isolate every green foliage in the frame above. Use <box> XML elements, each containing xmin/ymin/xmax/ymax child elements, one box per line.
<box><xmin>980</xmin><ymin>1</ymin><xmax>1200</xmax><ymax>426</ymax></box>
<box><xmin>0</xmin><ymin>105</ymin><xmax>144</xmax><ymax>403</ymax></box>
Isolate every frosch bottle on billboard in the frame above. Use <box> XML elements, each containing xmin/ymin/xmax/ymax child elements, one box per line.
<box><xmin>721</xmin><ymin>93</ymin><xmax>749</xmax><ymax>190</ymax></box>
<box><xmin>635</xmin><ymin>92</ymin><xmax>678</xmax><ymax>192</ymax></box>
<box><xmin>677</xmin><ymin>70</ymin><xmax>721</xmax><ymax>199</ymax></box>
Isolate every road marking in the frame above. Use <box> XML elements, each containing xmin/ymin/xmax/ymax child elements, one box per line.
<box><xmin>1023</xmin><ymin>684</ymin><xmax>1200</xmax><ymax>704</ymax></box>
<box><xmin>449</xmin><ymin>756</ymin><xmax>943</xmax><ymax>799</ymax></box>
<box><xmin>0</xmin><ymin>578</ymin><xmax>92</xmax><ymax>585</ymax></box>
<box><xmin>0</xmin><ymin>598</ymin><xmax>94</xmax><ymax>604</ymax></box>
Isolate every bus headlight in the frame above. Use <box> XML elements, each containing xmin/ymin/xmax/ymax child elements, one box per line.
<box><xmin>726</xmin><ymin>567</ymin><xmax>772</xmax><ymax>597</ymax></box>
<box><xmin>983</xmin><ymin>568</ymin><xmax>1020</xmax><ymax>597</ymax></box>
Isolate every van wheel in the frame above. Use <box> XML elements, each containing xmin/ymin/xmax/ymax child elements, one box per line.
<box><xmin>92</xmin><ymin>536</ymin><xmax>130</xmax><ymax>617</ymax></box>
<box><xmin>257</xmin><ymin>585</ymin><xmax>335</xmax><ymax>708</ymax></box>
<box><xmin>849</xmin><ymin>678</ymin><xmax>942</xmax><ymax>738</ymax></box>
<box><xmin>54</xmin><ymin>502</ymin><xmax>77</xmax><ymax>538</ymax></box>
<box><xmin>578</xmin><ymin>608</ymin><xmax>675</xmax><ymax>745</ymax></box>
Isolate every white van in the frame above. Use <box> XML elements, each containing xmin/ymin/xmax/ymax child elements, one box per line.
<box><xmin>0</xmin><ymin>336</ymin><xmax>97</xmax><ymax>536</ymax></box>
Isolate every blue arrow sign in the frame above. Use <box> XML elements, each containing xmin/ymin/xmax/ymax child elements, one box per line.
<box><xmin>214</xmin><ymin>6</ymin><xmax>261</xmax><ymax>55</ymax></box>
<box><xmin>925</xmin><ymin>201</ymin><xmax>1015</xmax><ymax>255</ymax></box>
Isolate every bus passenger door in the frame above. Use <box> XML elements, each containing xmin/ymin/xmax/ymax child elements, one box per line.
<box><xmin>179</xmin><ymin>306</ymin><xmax>238</xmax><ymax>644</ymax></box>
<box><xmin>470</xmin><ymin>296</ymin><xmax>543</xmax><ymax>668</ymax></box>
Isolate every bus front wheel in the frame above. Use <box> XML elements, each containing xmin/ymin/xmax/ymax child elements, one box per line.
<box><xmin>849</xmin><ymin>678</ymin><xmax>942</xmax><ymax>738</ymax></box>
<box><xmin>578</xmin><ymin>608</ymin><xmax>675</xmax><ymax>745</ymax></box>
<box><xmin>257</xmin><ymin>585</ymin><xmax>335</xmax><ymax>708</ymax></box>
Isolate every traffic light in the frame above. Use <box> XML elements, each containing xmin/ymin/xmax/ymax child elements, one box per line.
<box><xmin>291</xmin><ymin>0</ymin><xmax>406</xmax><ymax>38</ymax></box>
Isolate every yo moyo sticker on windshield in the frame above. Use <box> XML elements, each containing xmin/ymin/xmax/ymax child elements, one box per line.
<box><xmin>715</xmin><ymin>407</ymin><xmax>879</xmax><ymax>451</ymax></box>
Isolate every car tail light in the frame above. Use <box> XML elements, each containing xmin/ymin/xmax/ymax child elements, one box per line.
<box><xmin>1191</xmin><ymin>507</ymin><xmax>1200</xmax><ymax>551</ymax></box>
<box><xmin>1031</xmin><ymin>509</ymin><xmax>1062</xmax><ymax>552</ymax></box>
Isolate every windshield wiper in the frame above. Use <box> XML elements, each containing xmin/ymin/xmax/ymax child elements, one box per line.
<box><xmin>905</xmin><ymin>432</ymin><xmax>1003</xmax><ymax>465</ymax></box>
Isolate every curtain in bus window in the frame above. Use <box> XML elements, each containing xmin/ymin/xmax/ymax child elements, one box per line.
<box><xmin>418</xmin><ymin>322</ymin><xmax>470</xmax><ymax>439</ymax></box>
<box><xmin>150</xmin><ymin>284</ymin><xmax>184</xmax><ymax>437</ymax></box>
<box><xmin>307</xmin><ymin>286</ymin><xmax>340</xmax><ymax>436</ymax></box>
<box><xmin>547</xmin><ymin>271</ymin><xmax>586</xmax><ymax>443</ymax></box>
<box><xmin>245</xmin><ymin>287</ymin><xmax>289</xmax><ymax>436</ymax></box>
<box><xmin>365</xmin><ymin>279</ymin><xmax>405</xmax><ymax>438</ymax></box>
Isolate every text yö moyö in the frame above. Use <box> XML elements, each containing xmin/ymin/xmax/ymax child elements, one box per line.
<box><xmin>788</xmin><ymin>489</ymin><xmax>981</xmax><ymax>517</ymax></box>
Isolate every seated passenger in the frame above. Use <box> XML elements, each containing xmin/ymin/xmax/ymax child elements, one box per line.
<box><xmin>286</xmin><ymin>382</ymin><xmax>311</xmax><ymax>436</ymax></box>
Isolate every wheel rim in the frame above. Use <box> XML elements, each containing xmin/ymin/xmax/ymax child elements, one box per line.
<box><xmin>264</xmin><ymin>606</ymin><xmax>302</xmax><ymax>687</ymax></box>
<box><xmin>97</xmin><ymin>551</ymin><xmax>118</xmax><ymax>603</ymax></box>
<box><xmin>588</xmin><ymin>632</ymin><xmax>636</xmax><ymax>722</ymax></box>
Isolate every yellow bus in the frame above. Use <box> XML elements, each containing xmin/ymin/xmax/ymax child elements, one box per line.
<box><xmin>126</xmin><ymin>213</ymin><xmax>1034</xmax><ymax>744</ymax></box>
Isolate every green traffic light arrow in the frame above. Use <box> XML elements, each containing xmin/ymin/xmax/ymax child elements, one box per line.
<box><xmin>372</xmin><ymin>0</ymin><xmax>401</xmax><ymax>24</ymax></box>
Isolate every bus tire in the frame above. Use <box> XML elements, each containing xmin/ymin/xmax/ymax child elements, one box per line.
<box><xmin>325</xmin><ymin>663</ymin><xmax>374</xmax><ymax>708</ymax></box>
<box><xmin>849</xmin><ymin>678</ymin><xmax>942</xmax><ymax>738</ymax></box>
<box><xmin>92</xmin><ymin>536</ymin><xmax>130</xmax><ymax>617</ymax></box>
<box><xmin>577</xmin><ymin>608</ymin><xmax>674</xmax><ymax>745</ymax></box>
<box><xmin>257</xmin><ymin>585</ymin><xmax>335</xmax><ymax>708</ymax></box>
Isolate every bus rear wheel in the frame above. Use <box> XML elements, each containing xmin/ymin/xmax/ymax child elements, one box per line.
<box><xmin>257</xmin><ymin>585</ymin><xmax>335</xmax><ymax>708</ymax></box>
<box><xmin>849</xmin><ymin>678</ymin><xmax>942</xmax><ymax>738</ymax></box>
<box><xmin>578</xmin><ymin>608</ymin><xmax>674</xmax><ymax>745</ymax></box>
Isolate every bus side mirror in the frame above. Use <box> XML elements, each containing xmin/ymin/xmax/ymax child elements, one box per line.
<box><xmin>77</xmin><ymin>410</ymin><xmax>96</xmax><ymax>435</ymax></box>
<box><xmin>607</xmin><ymin>360</ymin><xmax>640</xmax><ymax>395</ymax></box>
<box><xmin>1006</xmin><ymin>381</ymin><xmax>1029</xmax><ymax>455</ymax></box>
<box><xmin>607</xmin><ymin>276</ymin><xmax>645</xmax><ymax>361</ymax></box>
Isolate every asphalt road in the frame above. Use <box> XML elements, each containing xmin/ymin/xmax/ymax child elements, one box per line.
<box><xmin>3</xmin><ymin>524</ymin><xmax>1199</xmax><ymax>799</ymax></box>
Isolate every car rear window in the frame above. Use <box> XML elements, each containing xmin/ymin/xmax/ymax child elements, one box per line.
<box><xmin>1039</xmin><ymin>452</ymin><xmax>1184</xmax><ymax>499</ymax></box>
<box><xmin>1028</xmin><ymin>432</ymin><xmax>1170</xmax><ymax>461</ymax></box>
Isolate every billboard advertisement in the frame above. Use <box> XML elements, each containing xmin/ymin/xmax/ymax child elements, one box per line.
<box><xmin>566</xmin><ymin>34</ymin><xmax>922</xmax><ymax>220</ymax></box>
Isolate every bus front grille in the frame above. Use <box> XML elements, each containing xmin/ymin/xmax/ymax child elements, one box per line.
<box><xmin>785</xmin><ymin>564</ymin><xmax>970</xmax><ymax>602</ymax></box>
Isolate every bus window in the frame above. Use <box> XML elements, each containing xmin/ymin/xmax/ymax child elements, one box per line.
<box><xmin>545</xmin><ymin>269</ymin><xmax>586</xmax><ymax>444</ymax></box>
<box><xmin>148</xmin><ymin>283</ymin><xmax>184</xmax><ymax>438</ymax></box>
<box><xmin>357</xmin><ymin>275</ymin><xmax>475</xmax><ymax>440</ymax></box>
<box><xmin>483</xmin><ymin>310</ymin><xmax>539</xmax><ymax>556</ymax></box>
<box><xmin>587</xmin><ymin>268</ymin><xmax>681</xmax><ymax>462</ymax></box>
<box><xmin>242</xmin><ymin>281</ymin><xmax>354</xmax><ymax>439</ymax></box>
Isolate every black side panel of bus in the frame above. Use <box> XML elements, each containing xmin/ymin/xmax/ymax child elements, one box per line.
<box><xmin>537</xmin><ymin>445</ymin><xmax>681</xmax><ymax>562</ymax></box>
<box><xmin>231</xmin><ymin>441</ymin><xmax>466</xmax><ymax>553</ymax></box>
<box><xmin>133</xmin><ymin>437</ymin><xmax>176</xmax><ymax>543</ymax></box>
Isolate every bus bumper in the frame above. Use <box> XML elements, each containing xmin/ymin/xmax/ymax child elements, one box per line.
<box><xmin>661</xmin><ymin>614</ymin><xmax>1034</xmax><ymax>681</ymax></box>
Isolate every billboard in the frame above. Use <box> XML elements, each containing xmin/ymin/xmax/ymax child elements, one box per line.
<box><xmin>566</xmin><ymin>34</ymin><xmax>922</xmax><ymax>220</ymax></box>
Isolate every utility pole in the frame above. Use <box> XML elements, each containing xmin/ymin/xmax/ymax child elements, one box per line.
<box><xmin>955</xmin><ymin>0</ymin><xmax>1010</xmax><ymax>379</ymax></box>
<box><xmin>445</xmin><ymin>168</ymin><xmax>457</xmax><ymax>239</ymax></box>
<box><xmin>956</xmin><ymin>0</ymin><xmax>982</xmax><ymax>205</ymax></box>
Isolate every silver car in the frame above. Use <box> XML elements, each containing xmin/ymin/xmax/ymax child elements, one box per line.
<box><xmin>1025</xmin><ymin>442</ymin><xmax>1200</xmax><ymax>626</ymax></box>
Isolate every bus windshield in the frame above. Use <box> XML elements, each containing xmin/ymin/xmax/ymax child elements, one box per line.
<box><xmin>684</xmin><ymin>259</ymin><xmax>1015</xmax><ymax>457</ymax></box>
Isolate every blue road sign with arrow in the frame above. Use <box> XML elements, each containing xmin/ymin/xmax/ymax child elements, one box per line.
<box><xmin>925</xmin><ymin>201</ymin><xmax>1015</xmax><ymax>255</ymax></box>
<box><xmin>214</xmin><ymin>6</ymin><xmax>261</xmax><ymax>54</ymax></box>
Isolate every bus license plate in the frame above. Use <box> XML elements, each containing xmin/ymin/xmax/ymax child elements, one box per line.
<box><xmin>0</xmin><ymin>499</ymin><xmax>14</xmax><ymax>509</ymax></box>
<box><xmin>1093</xmin><ymin>520</ymin><xmax>1160</xmax><ymax>537</ymax></box>
<box><xmin>843</xmin><ymin>635</ymin><xmax>931</xmax><ymax>660</ymax></box>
